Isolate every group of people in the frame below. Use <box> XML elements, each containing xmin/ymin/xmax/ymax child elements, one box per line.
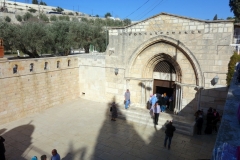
<box><xmin>31</xmin><ymin>149</ymin><xmax>60</xmax><ymax>160</ymax></box>
<box><xmin>0</xmin><ymin>137</ymin><xmax>60</xmax><ymax>160</ymax></box>
<box><xmin>195</xmin><ymin>107</ymin><xmax>221</xmax><ymax>135</ymax></box>
<box><xmin>110</xmin><ymin>89</ymin><xmax>176</xmax><ymax>150</ymax></box>
<box><xmin>149</xmin><ymin>93</ymin><xmax>173</xmax><ymax>112</ymax></box>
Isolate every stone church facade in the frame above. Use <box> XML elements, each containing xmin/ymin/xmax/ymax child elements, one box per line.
<box><xmin>0</xmin><ymin>13</ymin><xmax>235</xmax><ymax>124</ymax></box>
<box><xmin>79</xmin><ymin>13</ymin><xmax>234</xmax><ymax>117</ymax></box>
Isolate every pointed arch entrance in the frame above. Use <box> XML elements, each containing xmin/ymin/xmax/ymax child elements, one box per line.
<box><xmin>125</xmin><ymin>36</ymin><xmax>202</xmax><ymax>114</ymax></box>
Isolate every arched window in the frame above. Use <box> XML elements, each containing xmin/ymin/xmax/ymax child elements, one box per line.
<box><xmin>68</xmin><ymin>60</ymin><xmax>71</xmax><ymax>67</ymax></box>
<box><xmin>44</xmin><ymin>62</ymin><xmax>48</xmax><ymax>70</ymax></box>
<box><xmin>13</xmin><ymin>64</ymin><xmax>18</xmax><ymax>74</ymax></box>
<box><xmin>30</xmin><ymin>63</ymin><xmax>34</xmax><ymax>72</ymax></box>
<box><xmin>57</xmin><ymin>61</ymin><xmax>60</xmax><ymax>68</ymax></box>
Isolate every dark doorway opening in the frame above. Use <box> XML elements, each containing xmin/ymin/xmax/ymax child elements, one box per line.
<box><xmin>156</xmin><ymin>86</ymin><xmax>173</xmax><ymax>98</ymax></box>
<box><xmin>153</xmin><ymin>79</ymin><xmax>175</xmax><ymax>113</ymax></box>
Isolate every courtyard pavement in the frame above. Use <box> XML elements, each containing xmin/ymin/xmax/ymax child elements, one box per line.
<box><xmin>0</xmin><ymin>98</ymin><xmax>216</xmax><ymax>160</ymax></box>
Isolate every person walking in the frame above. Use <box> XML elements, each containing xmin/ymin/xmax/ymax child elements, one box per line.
<box><xmin>0</xmin><ymin>136</ymin><xmax>5</xmax><ymax>160</ymax></box>
<box><xmin>124</xmin><ymin>89</ymin><xmax>130</xmax><ymax>109</ymax></box>
<box><xmin>151</xmin><ymin>94</ymin><xmax>158</xmax><ymax>107</ymax></box>
<box><xmin>51</xmin><ymin>149</ymin><xmax>60</xmax><ymax>160</ymax></box>
<box><xmin>196</xmin><ymin>114</ymin><xmax>203</xmax><ymax>135</ymax></box>
<box><xmin>164</xmin><ymin>121</ymin><xmax>176</xmax><ymax>150</ymax></box>
<box><xmin>111</xmin><ymin>102</ymin><xmax>118</xmax><ymax>121</ymax></box>
<box><xmin>151</xmin><ymin>103</ymin><xmax>161</xmax><ymax>125</ymax></box>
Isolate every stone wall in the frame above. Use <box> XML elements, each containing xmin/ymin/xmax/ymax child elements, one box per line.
<box><xmin>78</xmin><ymin>54</ymin><xmax>107</xmax><ymax>102</ymax></box>
<box><xmin>0</xmin><ymin>56</ymin><xmax>79</xmax><ymax>124</ymax></box>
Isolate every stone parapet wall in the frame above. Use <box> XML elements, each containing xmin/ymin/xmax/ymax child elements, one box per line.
<box><xmin>0</xmin><ymin>56</ymin><xmax>79</xmax><ymax>124</ymax></box>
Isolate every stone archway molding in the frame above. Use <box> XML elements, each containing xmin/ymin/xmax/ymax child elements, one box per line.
<box><xmin>125</xmin><ymin>35</ymin><xmax>203</xmax><ymax>86</ymax></box>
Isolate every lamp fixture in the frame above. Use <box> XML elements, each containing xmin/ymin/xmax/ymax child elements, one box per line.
<box><xmin>115</xmin><ymin>68</ymin><xmax>119</xmax><ymax>75</ymax></box>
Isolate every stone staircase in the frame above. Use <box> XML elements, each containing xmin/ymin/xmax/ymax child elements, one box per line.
<box><xmin>115</xmin><ymin>105</ymin><xmax>196</xmax><ymax>136</ymax></box>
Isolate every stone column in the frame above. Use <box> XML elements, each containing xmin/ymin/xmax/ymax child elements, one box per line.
<box><xmin>141</xmin><ymin>81</ymin><xmax>145</xmax><ymax>105</ymax></box>
<box><xmin>174</xmin><ymin>85</ymin><xmax>179</xmax><ymax>114</ymax></box>
<box><xmin>179</xmin><ymin>85</ymin><xmax>183</xmax><ymax>111</ymax></box>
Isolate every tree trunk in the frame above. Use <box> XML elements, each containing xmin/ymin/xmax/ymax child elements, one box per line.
<box><xmin>84</xmin><ymin>45</ymin><xmax>90</xmax><ymax>53</ymax></box>
<box><xmin>20</xmin><ymin>45</ymin><xmax>40</xmax><ymax>58</ymax></box>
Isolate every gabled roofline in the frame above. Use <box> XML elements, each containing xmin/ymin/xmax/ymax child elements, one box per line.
<box><xmin>109</xmin><ymin>12</ymin><xmax>235</xmax><ymax>30</ymax></box>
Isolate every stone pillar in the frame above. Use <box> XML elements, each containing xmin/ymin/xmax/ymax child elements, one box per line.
<box><xmin>141</xmin><ymin>81</ymin><xmax>144</xmax><ymax>105</ymax></box>
<box><xmin>0</xmin><ymin>39</ymin><xmax>4</xmax><ymax>58</ymax></box>
<box><xmin>174</xmin><ymin>85</ymin><xmax>179</xmax><ymax>114</ymax></box>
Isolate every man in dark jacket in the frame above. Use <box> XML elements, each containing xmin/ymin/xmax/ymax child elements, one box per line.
<box><xmin>164</xmin><ymin>121</ymin><xmax>176</xmax><ymax>150</ymax></box>
<box><xmin>0</xmin><ymin>136</ymin><xmax>5</xmax><ymax>160</ymax></box>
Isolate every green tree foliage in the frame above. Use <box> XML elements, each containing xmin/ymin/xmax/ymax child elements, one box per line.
<box><xmin>58</xmin><ymin>15</ymin><xmax>70</xmax><ymax>21</ymax></box>
<box><xmin>227</xmin><ymin>16</ymin><xmax>235</xmax><ymax>20</ymax></box>
<box><xmin>23</xmin><ymin>12</ymin><xmax>33</xmax><ymax>21</ymax></box>
<box><xmin>229</xmin><ymin>0</ymin><xmax>240</xmax><ymax>22</ymax></box>
<box><xmin>68</xmin><ymin>12</ymin><xmax>74</xmax><ymax>15</ymax></box>
<box><xmin>5</xmin><ymin>16</ymin><xmax>11</xmax><ymax>22</ymax></box>
<box><xmin>50</xmin><ymin>15</ymin><xmax>57</xmax><ymax>21</ymax></box>
<box><xmin>28</xmin><ymin>8</ymin><xmax>37</xmax><ymax>13</ymax></box>
<box><xmin>0</xmin><ymin>16</ymin><xmax>131</xmax><ymax>58</ymax></box>
<box><xmin>16</xmin><ymin>15</ymin><xmax>22</xmax><ymax>22</ymax></box>
<box><xmin>56</xmin><ymin>6</ymin><xmax>64</xmax><ymax>13</ymax></box>
<box><xmin>39</xmin><ymin>1</ymin><xmax>47</xmax><ymax>5</ymax></box>
<box><xmin>123</xmin><ymin>18</ymin><xmax>131</xmax><ymax>26</ymax></box>
<box><xmin>32</xmin><ymin>0</ymin><xmax>38</xmax><ymax>4</ymax></box>
<box><xmin>213</xmin><ymin>14</ymin><xmax>218</xmax><ymax>20</ymax></box>
<box><xmin>0</xmin><ymin>21</ymin><xmax>17</xmax><ymax>50</ymax></box>
<box><xmin>39</xmin><ymin>14</ymin><xmax>49</xmax><ymax>22</ymax></box>
<box><xmin>105</xmin><ymin>12</ymin><xmax>112</xmax><ymax>18</ymax></box>
<box><xmin>226</xmin><ymin>52</ymin><xmax>240</xmax><ymax>86</ymax></box>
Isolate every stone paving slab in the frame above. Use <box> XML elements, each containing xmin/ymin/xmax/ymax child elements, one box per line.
<box><xmin>0</xmin><ymin>98</ymin><xmax>217</xmax><ymax>160</ymax></box>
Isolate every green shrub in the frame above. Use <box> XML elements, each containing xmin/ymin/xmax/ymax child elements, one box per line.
<box><xmin>18</xmin><ymin>8</ymin><xmax>23</xmax><ymax>10</ymax></box>
<box><xmin>5</xmin><ymin>16</ymin><xmax>11</xmax><ymax>22</ymax></box>
<box><xmin>16</xmin><ymin>15</ymin><xmax>22</xmax><ymax>22</ymax></box>
<box><xmin>226</xmin><ymin>52</ymin><xmax>240</xmax><ymax>86</ymax></box>
<box><xmin>68</xmin><ymin>12</ymin><xmax>74</xmax><ymax>15</ymax></box>
<box><xmin>58</xmin><ymin>15</ymin><xmax>69</xmax><ymax>21</ymax></box>
<box><xmin>39</xmin><ymin>14</ymin><xmax>49</xmax><ymax>22</ymax></box>
<box><xmin>28</xmin><ymin>8</ymin><xmax>37</xmax><ymax>13</ymax></box>
<box><xmin>23</xmin><ymin>12</ymin><xmax>33</xmax><ymax>21</ymax></box>
<box><xmin>50</xmin><ymin>15</ymin><xmax>57</xmax><ymax>21</ymax></box>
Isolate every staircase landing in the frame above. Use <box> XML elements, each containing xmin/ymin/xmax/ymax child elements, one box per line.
<box><xmin>115</xmin><ymin>105</ymin><xmax>196</xmax><ymax>136</ymax></box>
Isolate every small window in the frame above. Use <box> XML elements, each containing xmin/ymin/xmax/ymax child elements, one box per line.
<box><xmin>30</xmin><ymin>63</ymin><xmax>34</xmax><ymax>72</ymax></box>
<box><xmin>57</xmin><ymin>61</ymin><xmax>60</xmax><ymax>68</ymax></box>
<box><xmin>44</xmin><ymin>62</ymin><xmax>48</xmax><ymax>70</ymax></box>
<box><xmin>13</xmin><ymin>64</ymin><xmax>18</xmax><ymax>74</ymax></box>
<box><xmin>68</xmin><ymin>60</ymin><xmax>71</xmax><ymax>67</ymax></box>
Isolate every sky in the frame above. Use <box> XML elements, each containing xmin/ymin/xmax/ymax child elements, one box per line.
<box><xmin>16</xmin><ymin>0</ymin><xmax>234</xmax><ymax>21</ymax></box>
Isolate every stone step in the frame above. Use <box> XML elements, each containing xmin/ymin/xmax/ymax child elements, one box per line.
<box><xmin>115</xmin><ymin>106</ymin><xmax>195</xmax><ymax>136</ymax></box>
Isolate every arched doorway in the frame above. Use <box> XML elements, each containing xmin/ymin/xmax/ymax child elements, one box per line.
<box><xmin>125</xmin><ymin>37</ymin><xmax>202</xmax><ymax>114</ymax></box>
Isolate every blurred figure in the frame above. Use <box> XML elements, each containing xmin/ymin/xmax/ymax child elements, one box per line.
<box><xmin>164</xmin><ymin>121</ymin><xmax>176</xmax><ymax>150</ymax></box>
<box><xmin>0</xmin><ymin>136</ymin><xmax>5</xmax><ymax>160</ymax></box>
<box><xmin>111</xmin><ymin>102</ymin><xmax>118</xmax><ymax>121</ymax></box>
<box><xmin>196</xmin><ymin>114</ymin><xmax>203</xmax><ymax>135</ymax></box>
<box><xmin>151</xmin><ymin>94</ymin><xmax>158</xmax><ymax>107</ymax></box>
<box><xmin>41</xmin><ymin>155</ymin><xmax>47</xmax><ymax>160</ymax></box>
<box><xmin>124</xmin><ymin>89</ymin><xmax>130</xmax><ymax>109</ymax></box>
<box><xmin>31</xmin><ymin>156</ymin><xmax>38</xmax><ymax>160</ymax></box>
<box><xmin>151</xmin><ymin>103</ymin><xmax>161</xmax><ymax>125</ymax></box>
<box><xmin>51</xmin><ymin>149</ymin><xmax>60</xmax><ymax>160</ymax></box>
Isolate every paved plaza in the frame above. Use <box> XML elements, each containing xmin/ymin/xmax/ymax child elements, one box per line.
<box><xmin>0</xmin><ymin>98</ymin><xmax>216</xmax><ymax>160</ymax></box>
